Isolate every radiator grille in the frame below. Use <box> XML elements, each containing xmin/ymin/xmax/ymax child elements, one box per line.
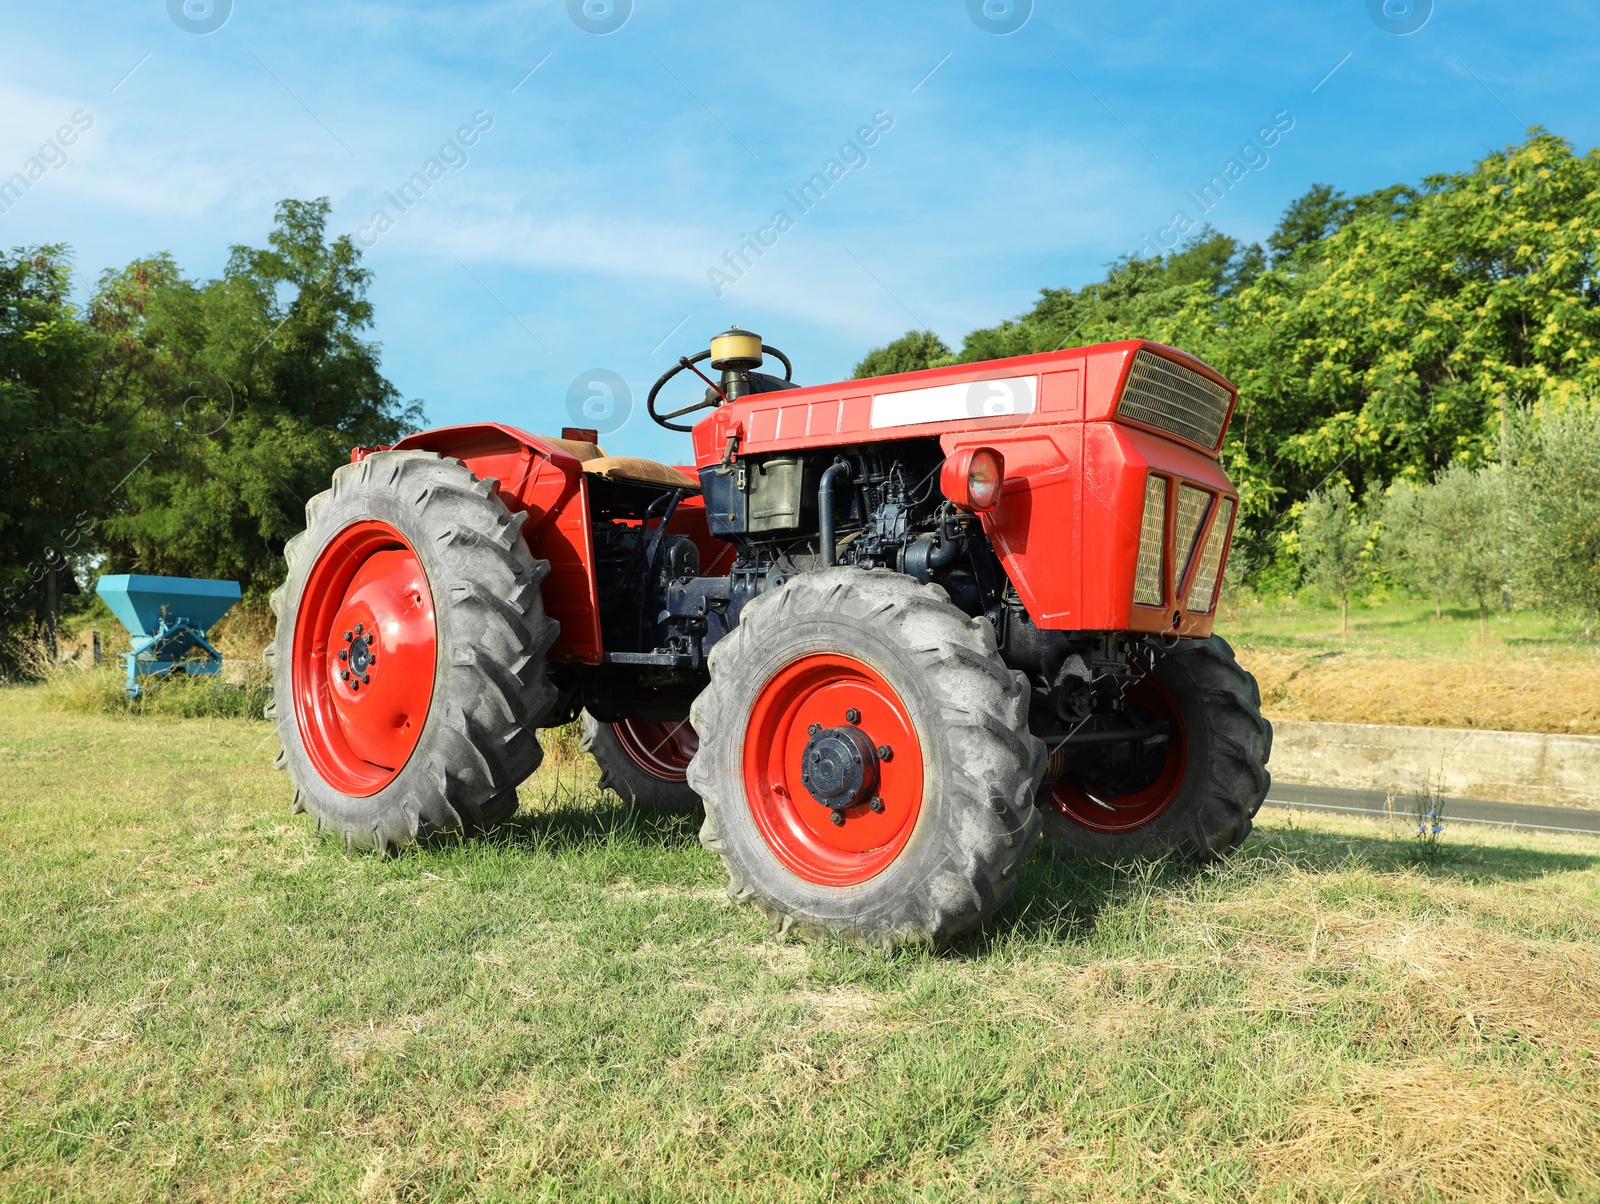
<box><xmin>1185</xmin><ymin>498</ymin><xmax>1234</xmax><ymax>614</ymax></box>
<box><xmin>1116</xmin><ymin>351</ymin><xmax>1232</xmax><ymax>450</ymax></box>
<box><xmin>1175</xmin><ymin>484</ymin><xmax>1212</xmax><ymax>583</ymax></box>
<box><xmin>1134</xmin><ymin>476</ymin><xmax>1166</xmax><ymax>607</ymax></box>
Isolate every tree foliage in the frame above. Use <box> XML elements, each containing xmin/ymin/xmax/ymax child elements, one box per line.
<box><xmin>857</xmin><ymin>130</ymin><xmax>1600</xmax><ymax>547</ymax></box>
<box><xmin>1382</xmin><ymin>465</ymin><xmax>1513</xmax><ymax>640</ymax></box>
<box><xmin>852</xmin><ymin>329</ymin><xmax>951</xmax><ymax>379</ymax></box>
<box><xmin>1293</xmin><ymin>482</ymin><xmax>1372</xmax><ymax>632</ymax></box>
<box><xmin>1378</xmin><ymin>480</ymin><xmax>1452</xmax><ymax>617</ymax></box>
<box><xmin>1178</xmin><ymin>131</ymin><xmax>1600</xmax><ymax>527</ymax></box>
<box><xmin>1</xmin><ymin>199</ymin><xmax>420</xmax><ymax>657</ymax></box>
<box><xmin>92</xmin><ymin>199</ymin><xmax>421</xmax><ymax>592</ymax></box>
<box><xmin>0</xmin><ymin>246</ymin><xmax>144</xmax><ymax>645</ymax></box>
<box><xmin>1510</xmin><ymin>399</ymin><xmax>1600</xmax><ymax>626</ymax></box>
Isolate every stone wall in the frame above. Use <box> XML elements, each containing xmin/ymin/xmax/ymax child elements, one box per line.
<box><xmin>1268</xmin><ymin>720</ymin><xmax>1600</xmax><ymax>809</ymax></box>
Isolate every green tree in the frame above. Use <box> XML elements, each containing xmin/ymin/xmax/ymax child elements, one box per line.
<box><xmin>1379</xmin><ymin>479</ymin><xmax>1451</xmax><ymax>618</ymax></box>
<box><xmin>96</xmin><ymin>199</ymin><xmax>422</xmax><ymax>593</ymax></box>
<box><xmin>1511</xmin><ymin>399</ymin><xmax>1600</xmax><ymax>630</ymax></box>
<box><xmin>0</xmin><ymin>246</ymin><xmax>144</xmax><ymax>659</ymax></box>
<box><xmin>1268</xmin><ymin>183</ymin><xmax>1351</xmax><ymax>262</ymax></box>
<box><xmin>930</xmin><ymin>227</ymin><xmax>1263</xmax><ymax>369</ymax></box>
<box><xmin>1296</xmin><ymin>482</ymin><xmax>1372</xmax><ymax>633</ymax></box>
<box><xmin>852</xmin><ymin>329</ymin><xmax>951</xmax><ymax>378</ymax></box>
<box><xmin>1423</xmin><ymin>465</ymin><xmax>1514</xmax><ymax>642</ymax></box>
<box><xmin>1266</xmin><ymin>182</ymin><xmax>1416</xmax><ymax>263</ymax></box>
<box><xmin>1167</xmin><ymin>130</ymin><xmax>1600</xmax><ymax>529</ymax></box>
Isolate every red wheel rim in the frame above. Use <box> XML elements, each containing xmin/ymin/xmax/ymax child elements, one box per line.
<box><xmin>611</xmin><ymin>718</ymin><xmax>698</xmax><ymax>781</ymax></box>
<box><xmin>743</xmin><ymin>654</ymin><xmax>924</xmax><ymax>887</ymax></box>
<box><xmin>291</xmin><ymin>520</ymin><xmax>437</xmax><ymax>796</ymax></box>
<box><xmin>1047</xmin><ymin>673</ymin><xmax>1188</xmax><ymax>834</ymax></box>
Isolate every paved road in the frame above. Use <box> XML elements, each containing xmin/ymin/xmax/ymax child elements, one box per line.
<box><xmin>1266</xmin><ymin>782</ymin><xmax>1600</xmax><ymax>838</ymax></box>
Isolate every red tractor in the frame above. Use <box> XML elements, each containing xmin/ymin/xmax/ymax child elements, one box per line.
<box><xmin>267</xmin><ymin>329</ymin><xmax>1271</xmax><ymax>948</ymax></box>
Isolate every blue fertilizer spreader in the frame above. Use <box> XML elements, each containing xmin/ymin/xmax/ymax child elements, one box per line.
<box><xmin>95</xmin><ymin>574</ymin><xmax>242</xmax><ymax>699</ymax></box>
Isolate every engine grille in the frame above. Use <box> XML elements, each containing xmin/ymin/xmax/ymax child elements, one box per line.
<box><xmin>1116</xmin><ymin>351</ymin><xmax>1232</xmax><ymax>450</ymax></box>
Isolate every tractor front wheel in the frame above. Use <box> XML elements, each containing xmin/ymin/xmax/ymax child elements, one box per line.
<box><xmin>579</xmin><ymin>711</ymin><xmax>701</xmax><ymax>813</ymax></box>
<box><xmin>1038</xmin><ymin>635</ymin><xmax>1271</xmax><ymax>862</ymax></box>
<box><xmin>265</xmin><ymin>450</ymin><xmax>559</xmax><ymax>851</ymax></box>
<box><xmin>688</xmin><ymin>569</ymin><xmax>1044</xmax><ymax>951</ymax></box>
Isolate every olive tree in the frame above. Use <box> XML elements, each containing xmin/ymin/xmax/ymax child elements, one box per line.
<box><xmin>1426</xmin><ymin>465</ymin><xmax>1514</xmax><ymax>643</ymax></box>
<box><xmin>1380</xmin><ymin>480</ymin><xmax>1451</xmax><ymax>618</ymax></box>
<box><xmin>1382</xmin><ymin>466</ymin><xmax>1515</xmax><ymax>641</ymax></box>
<box><xmin>1512</xmin><ymin>401</ymin><xmax>1600</xmax><ymax>632</ymax></box>
<box><xmin>1296</xmin><ymin>482</ymin><xmax>1374</xmax><ymax>633</ymax></box>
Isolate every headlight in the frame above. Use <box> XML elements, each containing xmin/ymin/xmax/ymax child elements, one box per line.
<box><xmin>940</xmin><ymin>447</ymin><xmax>1005</xmax><ymax>512</ymax></box>
<box><xmin>1134</xmin><ymin>475</ymin><xmax>1166</xmax><ymax>606</ymax></box>
<box><xmin>1185</xmin><ymin>498</ymin><xmax>1234</xmax><ymax>614</ymax></box>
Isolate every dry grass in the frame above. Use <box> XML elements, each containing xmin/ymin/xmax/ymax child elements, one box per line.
<box><xmin>1261</xmin><ymin>1062</ymin><xmax>1597</xmax><ymax>1200</ymax></box>
<box><xmin>27</xmin><ymin>602</ymin><xmax>277</xmax><ymax>719</ymax></box>
<box><xmin>1224</xmin><ymin>600</ymin><xmax>1600</xmax><ymax>733</ymax></box>
<box><xmin>1241</xmin><ymin>646</ymin><xmax>1600</xmax><ymax>733</ymax></box>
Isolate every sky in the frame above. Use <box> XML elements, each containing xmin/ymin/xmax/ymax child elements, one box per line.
<box><xmin>2</xmin><ymin>0</ymin><xmax>1597</xmax><ymax>462</ymax></box>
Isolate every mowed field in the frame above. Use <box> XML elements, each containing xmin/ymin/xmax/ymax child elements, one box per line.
<box><xmin>1226</xmin><ymin>602</ymin><xmax>1600</xmax><ymax>734</ymax></box>
<box><xmin>4</xmin><ymin>687</ymin><xmax>1600</xmax><ymax>1201</ymax></box>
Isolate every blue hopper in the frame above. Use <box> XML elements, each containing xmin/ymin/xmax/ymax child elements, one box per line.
<box><xmin>95</xmin><ymin>574</ymin><xmax>242</xmax><ymax>699</ymax></box>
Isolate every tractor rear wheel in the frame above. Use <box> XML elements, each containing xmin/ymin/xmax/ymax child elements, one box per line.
<box><xmin>579</xmin><ymin>711</ymin><xmax>701</xmax><ymax>813</ymax></box>
<box><xmin>265</xmin><ymin>450</ymin><xmax>559</xmax><ymax>851</ymax></box>
<box><xmin>689</xmin><ymin>568</ymin><xmax>1044</xmax><ymax>951</ymax></box>
<box><xmin>1037</xmin><ymin>635</ymin><xmax>1270</xmax><ymax>862</ymax></box>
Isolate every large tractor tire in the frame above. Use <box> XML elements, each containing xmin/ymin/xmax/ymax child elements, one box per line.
<box><xmin>579</xmin><ymin>711</ymin><xmax>701</xmax><ymax>813</ymax></box>
<box><xmin>1037</xmin><ymin>635</ymin><xmax>1271</xmax><ymax>862</ymax></box>
<box><xmin>265</xmin><ymin>450</ymin><xmax>559</xmax><ymax>852</ymax></box>
<box><xmin>689</xmin><ymin>568</ymin><xmax>1044</xmax><ymax>951</ymax></box>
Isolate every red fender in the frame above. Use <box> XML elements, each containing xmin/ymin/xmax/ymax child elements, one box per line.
<box><xmin>382</xmin><ymin>425</ymin><xmax>732</xmax><ymax>664</ymax></box>
<box><xmin>388</xmin><ymin>423</ymin><xmax>604</xmax><ymax>664</ymax></box>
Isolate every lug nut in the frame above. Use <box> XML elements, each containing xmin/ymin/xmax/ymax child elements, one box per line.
<box><xmin>338</xmin><ymin>649</ymin><xmax>348</xmax><ymax>661</ymax></box>
<box><xmin>845</xmin><ymin>708</ymin><xmax>861</xmax><ymax>724</ymax></box>
<box><xmin>829</xmin><ymin>809</ymin><xmax>846</xmax><ymax>827</ymax></box>
<box><xmin>876</xmin><ymin>744</ymin><xmax>893</xmax><ymax>762</ymax></box>
<box><xmin>808</xmin><ymin>723</ymin><xmax>821</xmax><ymax>736</ymax></box>
<box><xmin>868</xmin><ymin>797</ymin><xmax>885</xmax><ymax>814</ymax></box>
<box><xmin>340</xmin><ymin>669</ymin><xmax>350</xmax><ymax>680</ymax></box>
<box><xmin>355</xmin><ymin>622</ymin><xmax>364</xmax><ymax>635</ymax></box>
<box><xmin>343</xmin><ymin>631</ymin><xmax>353</xmax><ymax>642</ymax></box>
<box><xmin>349</xmin><ymin>679</ymin><xmax>359</xmax><ymax>692</ymax></box>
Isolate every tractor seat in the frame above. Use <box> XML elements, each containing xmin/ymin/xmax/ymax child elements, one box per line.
<box><xmin>545</xmin><ymin>437</ymin><xmax>700</xmax><ymax>492</ymax></box>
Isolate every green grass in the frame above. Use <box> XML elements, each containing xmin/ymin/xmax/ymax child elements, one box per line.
<box><xmin>1222</xmin><ymin>598</ymin><xmax>1600</xmax><ymax>661</ymax></box>
<box><xmin>4</xmin><ymin>689</ymin><xmax>1599</xmax><ymax>1201</ymax></box>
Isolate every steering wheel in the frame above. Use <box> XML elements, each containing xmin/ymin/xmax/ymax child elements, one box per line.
<box><xmin>647</xmin><ymin>344</ymin><xmax>793</xmax><ymax>433</ymax></box>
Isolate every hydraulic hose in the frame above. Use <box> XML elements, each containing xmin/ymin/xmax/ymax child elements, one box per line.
<box><xmin>818</xmin><ymin>460</ymin><xmax>853</xmax><ymax>568</ymax></box>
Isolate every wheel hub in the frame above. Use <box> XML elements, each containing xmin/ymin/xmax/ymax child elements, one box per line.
<box><xmin>339</xmin><ymin>624</ymin><xmax>377</xmax><ymax>690</ymax></box>
<box><xmin>799</xmin><ymin>723</ymin><xmax>880</xmax><ymax>813</ymax></box>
